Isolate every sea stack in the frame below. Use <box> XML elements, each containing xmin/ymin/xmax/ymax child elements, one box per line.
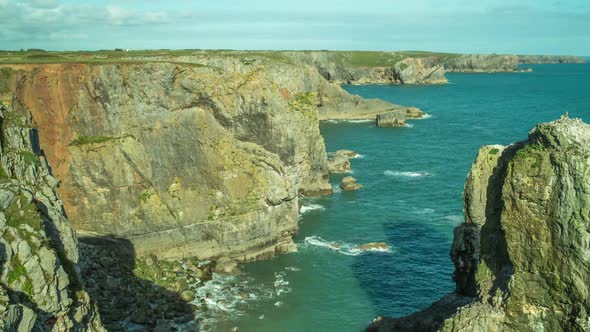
<box><xmin>368</xmin><ymin>116</ymin><xmax>590</xmax><ymax>331</ymax></box>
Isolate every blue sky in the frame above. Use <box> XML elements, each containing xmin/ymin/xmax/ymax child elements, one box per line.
<box><xmin>1</xmin><ymin>0</ymin><xmax>589</xmax><ymax>54</ymax></box>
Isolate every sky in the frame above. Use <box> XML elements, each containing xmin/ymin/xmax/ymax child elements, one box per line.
<box><xmin>1</xmin><ymin>0</ymin><xmax>589</xmax><ymax>55</ymax></box>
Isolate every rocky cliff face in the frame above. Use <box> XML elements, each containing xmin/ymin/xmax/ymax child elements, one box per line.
<box><xmin>368</xmin><ymin>116</ymin><xmax>590</xmax><ymax>331</ymax></box>
<box><xmin>0</xmin><ymin>104</ymin><xmax>104</xmax><ymax>331</ymax></box>
<box><xmin>2</xmin><ymin>54</ymin><xmax>411</xmax><ymax>261</ymax></box>
<box><xmin>517</xmin><ymin>55</ymin><xmax>587</xmax><ymax>64</ymax></box>
<box><xmin>442</xmin><ymin>54</ymin><xmax>520</xmax><ymax>72</ymax></box>
<box><xmin>285</xmin><ymin>51</ymin><xmax>447</xmax><ymax>85</ymax></box>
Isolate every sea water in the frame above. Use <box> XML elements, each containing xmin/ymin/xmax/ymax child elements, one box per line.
<box><xmin>200</xmin><ymin>64</ymin><xmax>590</xmax><ymax>331</ymax></box>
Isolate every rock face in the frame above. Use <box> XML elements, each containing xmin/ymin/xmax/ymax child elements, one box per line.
<box><xmin>5</xmin><ymin>59</ymin><xmax>335</xmax><ymax>261</ymax></box>
<box><xmin>517</xmin><ymin>55</ymin><xmax>587</xmax><ymax>64</ymax></box>
<box><xmin>368</xmin><ymin>117</ymin><xmax>590</xmax><ymax>331</ymax></box>
<box><xmin>392</xmin><ymin>57</ymin><xmax>447</xmax><ymax>84</ymax></box>
<box><xmin>0</xmin><ymin>105</ymin><xmax>104</xmax><ymax>331</ymax></box>
<box><xmin>340</xmin><ymin>176</ymin><xmax>363</xmax><ymax>191</ymax></box>
<box><xmin>376</xmin><ymin>111</ymin><xmax>406</xmax><ymax>127</ymax></box>
<box><xmin>354</xmin><ymin>242</ymin><xmax>389</xmax><ymax>252</ymax></box>
<box><xmin>443</xmin><ymin>54</ymin><xmax>520</xmax><ymax>72</ymax></box>
<box><xmin>327</xmin><ymin>151</ymin><xmax>352</xmax><ymax>173</ymax></box>
<box><xmin>3</xmin><ymin>53</ymin><xmax>414</xmax><ymax>261</ymax></box>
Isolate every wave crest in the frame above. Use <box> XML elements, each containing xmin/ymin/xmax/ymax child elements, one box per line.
<box><xmin>384</xmin><ymin>170</ymin><xmax>432</xmax><ymax>178</ymax></box>
<box><xmin>302</xmin><ymin>236</ymin><xmax>391</xmax><ymax>256</ymax></box>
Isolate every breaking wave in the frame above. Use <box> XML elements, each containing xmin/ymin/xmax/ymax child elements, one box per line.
<box><xmin>301</xmin><ymin>236</ymin><xmax>391</xmax><ymax>257</ymax></box>
<box><xmin>384</xmin><ymin>170</ymin><xmax>432</xmax><ymax>178</ymax></box>
<box><xmin>300</xmin><ymin>204</ymin><xmax>325</xmax><ymax>214</ymax></box>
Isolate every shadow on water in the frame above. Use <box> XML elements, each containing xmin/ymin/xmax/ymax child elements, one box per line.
<box><xmin>351</xmin><ymin>220</ymin><xmax>454</xmax><ymax>318</ymax></box>
<box><xmin>78</xmin><ymin>235</ymin><xmax>199</xmax><ymax>331</ymax></box>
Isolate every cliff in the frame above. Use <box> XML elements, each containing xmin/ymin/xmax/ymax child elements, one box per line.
<box><xmin>0</xmin><ymin>104</ymin><xmax>104</xmax><ymax>331</ymax></box>
<box><xmin>518</xmin><ymin>55</ymin><xmax>588</xmax><ymax>64</ymax></box>
<box><xmin>368</xmin><ymin>116</ymin><xmax>590</xmax><ymax>331</ymax></box>
<box><xmin>1</xmin><ymin>53</ymin><xmax>418</xmax><ymax>262</ymax></box>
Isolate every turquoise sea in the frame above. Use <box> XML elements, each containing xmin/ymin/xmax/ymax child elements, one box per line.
<box><xmin>197</xmin><ymin>64</ymin><xmax>590</xmax><ymax>331</ymax></box>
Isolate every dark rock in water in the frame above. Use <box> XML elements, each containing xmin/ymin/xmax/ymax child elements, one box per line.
<box><xmin>368</xmin><ymin>117</ymin><xmax>590</xmax><ymax>331</ymax></box>
<box><xmin>340</xmin><ymin>176</ymin><xmax>363</xmax><ymax>191</ymax></box>
<box><xmin>376</xmin><ymin>111</ymin><xmax>406</xmax><ymax>127</ymax></box>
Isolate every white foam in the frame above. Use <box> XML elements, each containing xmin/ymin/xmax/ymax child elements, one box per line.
<box><xmin>405</xmin><ymin>123</ymin><xmax>414</xmax><ymax>128</ymax></box>
<box><xmin>351</xmin><ymin>154</ymin><xmax>365</xmax><ymax>159</ymax></box>
<box><xmin>415</xmin><ymin>208</ymin><xmax>436</xmax><ymax>214</ymax></box>
<box><xmin>415</xmin><ymin>113</ymin><xmax>433</xmax><ymax>119</ymax></box>
<box><xmin>326</xmin><ymin>120</ymin><xmax>339</xmax><ymax>124</ymax></box>
<box><xmin>300</xmin><ymin>204</ymin><xmax>325</xmax><ymax>214</ymax></box>
<box><xmin>384</xmin><ymin>170</ymin><xmax>432</xmax><ymax>178</ymax></box>
<box><xmin>332</xmin><ymin>185</ymin><xmax>342</xmax><ymax>193</ymax></box>
<box><xmin>302</xmin><ymin>236</ymin><xmax>391</xmax><ymax>256</ymax></box>
<box><xmin>345</xmin><ymin>119</ymin><xmax>373</xmax><ymax>123</ymax></box>
<box><xmin>192</xmin><ymin>268</ymin><xmax>293</xmax><ymax>327</ymax></box>
<box><xmin>444</xmin><ymin>215</ymin><xmax>464</xmax><ymax>223</ymax></box>
<box><xmin>285</xmin><ymin>266</ymin><xmax>301</xmax><ymax>272</ymax></box>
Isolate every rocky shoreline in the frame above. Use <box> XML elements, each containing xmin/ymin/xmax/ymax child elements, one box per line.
<box><xmin>0</xmin><ymin>50</ymin><xmax>587</xmax><ymax>331</ymax></box>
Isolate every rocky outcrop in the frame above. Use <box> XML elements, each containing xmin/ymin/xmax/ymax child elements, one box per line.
<box><xmin>442</xmin><ymin>54</ymin><xmax>520</xmax><ymax>72</ymax></box>
<box><xmin>368</xmin><ymin>116</ymin><xmax>590</xmax><ymax>331</ymax></box>
<box><xmin>517</xmin><ymin>55</ymin><xmax>587</xmax><ymax>64</ymax></box>
<box><xmin>285</xmin><ymin>51</ymin><xmax>447</xmax><ymax>85</ymax></box>
<box><xmin>376</xmin><ymin>111</ymin><xmax>406</xmax><ymax>127</ymax></box>
<box><xmin>340</xmin><ymin>176</ymin><xmax>363</xmax><ymax>191</ymax></box>
<box><xmin>327</xmin><ymin>151</ymin><xmax>352</xmax><ymax>173</ymax></box>
<box><xmin>0</xmin><ymin>105</ymin><xmax>104</xmax><ymax>331</ymax></box>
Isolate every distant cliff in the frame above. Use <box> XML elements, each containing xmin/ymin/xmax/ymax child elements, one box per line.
<box><xmin>368</xmin><ymin>116</ymin><xmax>590</xmax><ymax>331</ymax></box>
<box><xmin>0</xmin><ymin>104</ymin><xmax>104</xmax><ymax>331</ymax></box>
<box><xmin>517</xmin><ymin>55</ymin><xmax>588</xmax><ymax>64</ymax></box>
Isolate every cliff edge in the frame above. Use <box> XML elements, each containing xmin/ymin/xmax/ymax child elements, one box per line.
<box><xmin>0</xmin><ymin>104</ymin><xmax>104</xmax><ymax>331</ymax></box>
<box><xmin>368</xmin><ymin>116</ymin><xmax>590</xmax><ymax>331</ymax></box>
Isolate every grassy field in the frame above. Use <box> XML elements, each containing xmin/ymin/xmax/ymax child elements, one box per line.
<box><xmin>0</xmin><ymin>49</ymin><xmax>459</xmax><ymax>66</ymax></box>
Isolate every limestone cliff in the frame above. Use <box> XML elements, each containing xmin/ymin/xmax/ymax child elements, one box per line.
<box><xmin>517</xmin><ymin>55</ymin><xmax>587</xmax><ymax>64</ymax></box>
<box><xmin>368</xmin><ymin>116</ymin><xmax>590</xmax><ymax>331</ymax></box>
<box><xmin>1</xmin><ymin>53</ymin><xmax>414</xmax><ymax>261</ymax></box>
<box><xmin>0</xmin><ymin>104</ymin><xmax>104</xmax><ymax>331</ymax></box>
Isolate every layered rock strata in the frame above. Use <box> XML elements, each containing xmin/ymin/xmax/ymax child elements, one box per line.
<box><xmin>368</xmin><ymin>116</ymin><xmax>590</xmax><ymax>331</ymax></box>
<box><xmin>2</xmin><ymin>54</ymin><xmax>415</xmax><ymax>261</ymax></box>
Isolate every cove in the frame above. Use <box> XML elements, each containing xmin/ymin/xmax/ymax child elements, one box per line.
<box><xmin>199</xmin><ymin>63</ymin><xmax>590</xmax><ymax>332</ymax></box>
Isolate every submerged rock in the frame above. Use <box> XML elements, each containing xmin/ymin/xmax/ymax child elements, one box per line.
<box><xmin>368</xmin><ymin>116</ymin><xmax>590</xmax><ymax>331</ymax></box>
<box><xmin>340</xmin><ymin>176</ymin><xmax>363</xmax><ymax>191</ymax></box>
<box><xmin>376</xmin><ymin>111</ymin><xmax>406</xmax><ymax>127</ymax></box>
<box><xmin>355</xmin><ymin>242</ymin><xmax>389</xmax><ymax>252</ymax></box>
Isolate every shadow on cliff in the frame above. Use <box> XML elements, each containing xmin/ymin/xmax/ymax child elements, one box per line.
<box><xmin>78</xmin><ymin>235</ymin><xmax>199</xmax><ymax>331</ymax></box>
<box><xmin>478</xmin><ymin>144</ymin><xmax>519</xmax><ymax>296</ymax></box>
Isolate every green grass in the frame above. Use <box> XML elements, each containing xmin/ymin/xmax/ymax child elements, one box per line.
<box><xmin>0</xmin><ymin>49</ymin><xmax>460</xmax><ymax>67</ymax></box>
<box><xmin>7</xmin><ymin>257</ymin><xmax>26</xmax><ymax>284</ymax></box>
<box><xmin>5</xmin><ymin>195</ymin><xmax>43</xmax><ymax>231</ymax></box>
<box><xmin>515</xmin><ymin>144</ymin><xmax>543</xmax><ymax>168</ymax></box>
<box><xmin>18</xmin><ymin>151</ymin><xmax>40</xmax><ymax>166</ymax></box>
<box><xmin>489</xmin><ymin>148</ymin><xmax>500</xmax><ymax>155</ymax></box>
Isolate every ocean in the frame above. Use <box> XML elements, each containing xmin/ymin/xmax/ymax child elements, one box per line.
<box><xmin>197</xmin><ymin>63</ymin><xmax>590</xmax><ymax>331</ymax></box>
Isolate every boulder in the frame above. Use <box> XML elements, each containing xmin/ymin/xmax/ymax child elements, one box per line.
<box><xmin>340</xmin><ymin>176</ymin><xmax>363</xmax><ymax>191</ymax></box>
<box><xmin>328</xmin><ymin>153</ymin><xmax>351</xmax><ymax>173</ymax></box>
<box><xmin>376</xmin><ymin>111</ymin><xmax>406</xmax><ymax>127</ymax></box>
